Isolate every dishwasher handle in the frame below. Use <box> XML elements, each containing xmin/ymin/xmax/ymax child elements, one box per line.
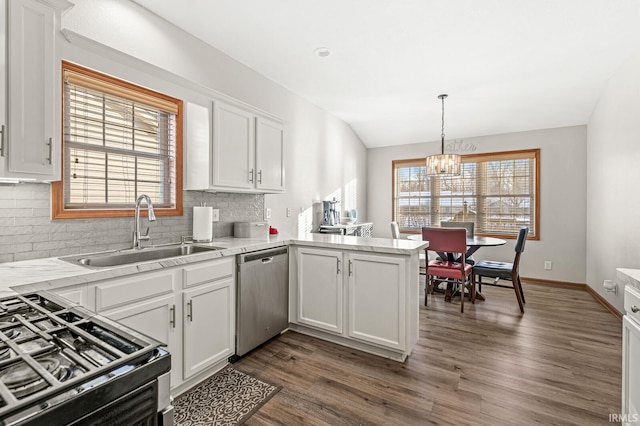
<box><xmin>237</xmin><ymin>246</ymin><xmax>288</xmax><ymax>264</ymax></box>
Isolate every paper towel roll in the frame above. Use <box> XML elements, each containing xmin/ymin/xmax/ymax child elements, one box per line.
<box><xmin>193</xmin><ymin>206</ymin><xmax>213</xmax><ymax>242</ymax></box>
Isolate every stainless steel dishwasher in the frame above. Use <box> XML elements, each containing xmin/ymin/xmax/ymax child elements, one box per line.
<box><xmin>233</xmin><ymin>246</ymin><xmax>289</xmax><ymax>360</ymax></box>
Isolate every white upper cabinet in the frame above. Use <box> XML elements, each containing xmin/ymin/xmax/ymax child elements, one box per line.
<box><xmin>0</xmin><ymin>0</ymin><xmax>69</xmax><ymax>181</ymax></box>
<box><xmin>184</xmin><ymin>100</ymin><xmax>285</xmax><ymax>193</ymax></box>
<box><xmin>212</xmin><ymin>101</ymin><xmax>256</xmax><ymax>190</ymax></box>
<box><xmin>255</xmin><ymin>116</ymin><xmax>285</xmax><ymax>192</ymax></box>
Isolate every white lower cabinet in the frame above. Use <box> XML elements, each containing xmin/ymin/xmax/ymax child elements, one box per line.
<box><xmin>623</xmin><ymin>316</ymin><xmax>640</xmax><ymax>423</ymax></box>
<box><xmin>292</xmin><ymin>246</ymin><xmax>413</xmax><ymax>359</ymax></box>
<box><xmin>102</xmin><ymin>294</ymin><xmax>180</xmax><ymax>387</ymax></box>
<box><xmin>50</xmin><ymin>283</ymin><xmax>92</xmax><ymax>310</ymax></box>
<box><xmin>623</xmin><ymin>285</ymin><xmax>640</xmax><ymax>424</ymax></box>
<box><xmin>52</xmin><ymin>257</ymin><xmax>235</xmax><ymax>391</ymax></box>
<box><xmin>346</xmin><ymin>252</ymin><xmax>406</xmax><ymax>350</ymax></box>
<box><xmin>296</xmin><ymin>247</ymin><xmax>343</xmax><ymax>334</ymax></box>
<box><xmin>182</xmin><ymin>278</ymin><xmax>234</xmax><ymax>380</ymax></box>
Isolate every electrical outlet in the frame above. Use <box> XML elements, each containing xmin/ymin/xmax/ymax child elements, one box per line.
<box><xmin>265</xmin><ymin>208</ymin><xmax>271</xmax><ymax>219</ymax></box>
<box><xmin>544</xmin><ymin>261</ymin><xmax>552</xmax><ymax>270</ymax></box>
<box><xmin>286</xmin><ymin>208</ymin><xmax>291</xmax><ymax>217</ymax></box>
<box><xmin>212</xmin><ymin>209</ymin><xmax>219</xmax><ymax>222</ymax></box>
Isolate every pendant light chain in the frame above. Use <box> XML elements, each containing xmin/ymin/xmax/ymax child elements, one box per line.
<box><xmin>439</xmin><ymin>93</ymin><xmax>448</xmax><ymax>154</ymax></box>
<box><xmin>441</xmin><ymin>95</ymin><xmax>445</xmax><ymax>154</ymax></box>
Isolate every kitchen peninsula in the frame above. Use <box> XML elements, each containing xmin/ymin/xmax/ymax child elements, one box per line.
<box><xmin>0</xmin><ymin>233</ymin><xmax>427</xmax><ymax>391</ymax></box>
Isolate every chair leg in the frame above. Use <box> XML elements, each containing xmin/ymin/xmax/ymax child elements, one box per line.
<box><xmin>460</xmin><ymin>279</ymin><xmax>465</xmax><ymax>313</ymax></box>
<box><xmin>425</xmin><ymin>276</ymin><xmax>429</xmax><ymax>307</ymax></box>
<box><xmin>512</xmin><ymin>271</ymin><xmax>525</xmax><ymax>313</ymax></box>
<box><xmin>470</xmin><ymin>275</ymin><xmax>476</xmax><ymax>304</ymax></box>
<box><xmin>517</xmin><ymin>276</ymin><xmax>525</xmax><ymax>304</ymax></box>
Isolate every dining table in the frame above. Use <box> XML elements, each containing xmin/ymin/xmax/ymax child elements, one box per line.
<box><xmin>407</xmin><ymin>233</ymin><xmax>507</xmax><ymax>302</ymax></box>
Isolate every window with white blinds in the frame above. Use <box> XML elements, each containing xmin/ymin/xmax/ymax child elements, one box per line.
<box><xmin>392</xmin><ymin>149</ymin><xmax>539</xmax><ymax>239</ymax></box>
<box><xmin>52</xmin><ymin>62</ymin><xmax>183</xmax><ymax>219</ymax></box>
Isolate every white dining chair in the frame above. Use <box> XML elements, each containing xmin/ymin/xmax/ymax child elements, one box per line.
<box><xmin>390</xmin><ymin>222</ymin><xmax>426</xmax><ymax>277</ymax></box>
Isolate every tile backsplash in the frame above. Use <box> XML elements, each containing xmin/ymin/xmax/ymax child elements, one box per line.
<box><xmin>0</xmin><ymin>183</ymin><xmax>264</xmax><ymax>263</ymax></box>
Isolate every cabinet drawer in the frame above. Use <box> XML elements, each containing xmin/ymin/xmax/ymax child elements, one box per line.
<box><xmin>183</xmin><ymin>257</ymin><xmax>234</xmax><ymax>288</ymax></box>
<box><xmin>94</xmin><ymin>270</ymin><xmax>175</xmax><ymax>312</ymax></box>
<box><xmin>625</xmin><ymin>286</ymin><xmax>640</xmax><ymax>323</ymax></box>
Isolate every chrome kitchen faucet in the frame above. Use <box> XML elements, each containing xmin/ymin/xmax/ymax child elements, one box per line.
<box><xmin>133</xmin><ymin>194</ymin><xmax>156</xmax><ymax>249</ymax></box>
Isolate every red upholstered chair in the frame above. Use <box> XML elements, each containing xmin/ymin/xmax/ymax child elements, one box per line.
<box><xmin>422</xmin><ymin>227</ymin><xmax>474</xmax><ymax>312</ymax></box>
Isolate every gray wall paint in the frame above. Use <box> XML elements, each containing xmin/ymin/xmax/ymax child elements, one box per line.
<box><xmin>0</xmin><ymin>184</ymin><xmax>262</xmax><ymax>263</ymax></box>
<box><xmin>367</xmin><ymin>125</ymin><xmax>588</xmax><ymax>284</ymax></box>
<box><xmin>587</xmin><ymin>47</ymin><xmax>640</xmax><ymax>312</ymax></box>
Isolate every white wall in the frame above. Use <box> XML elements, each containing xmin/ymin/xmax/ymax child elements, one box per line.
<box><xmin>61</xmin><ymin>0</ymin><xmax>367</xmax><ymax>237</ymax></box>
<box><xmin>587</xmin><ymin>47</ymin><xmax>640</xmax><ymax>312</ymax></box>
<box><xmin>367</xmin><ymin>126</ymin><xmax>587</xmax><ymax>283</ymax></box>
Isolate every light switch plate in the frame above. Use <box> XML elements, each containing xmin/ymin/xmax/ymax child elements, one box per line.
<box><xmin>212</xmin><ymin>209</ymin><xmax>219</xmax><ymax>222</ymax></box>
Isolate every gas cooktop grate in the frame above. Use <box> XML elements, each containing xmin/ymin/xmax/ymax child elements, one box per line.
<box><xmin>0</xmin><ymin>292</ymin><xmax>163</xmax><ymax>420</ymax></box>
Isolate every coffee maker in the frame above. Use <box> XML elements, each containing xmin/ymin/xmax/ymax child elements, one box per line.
<box><xmin>322</xmin><ymin>198</ymin><xmax>340</xmax><ymax>226</ymax></box>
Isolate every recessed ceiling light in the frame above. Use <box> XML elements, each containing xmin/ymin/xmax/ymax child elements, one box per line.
<box><xmin>313</xmin><ymin>47</ymin><xmax>332</xmax><ymax>58</ymax></box>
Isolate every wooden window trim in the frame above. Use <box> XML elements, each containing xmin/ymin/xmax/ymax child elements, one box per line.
<box><xmin>52</xmin><ymin>61</ymin><xmax>183</xmax><ymax>220</ymax></box>
<box><xmin>391</xmin><ymin>149</ymin><xmax>540</xmax><ymax>240</ymax></box>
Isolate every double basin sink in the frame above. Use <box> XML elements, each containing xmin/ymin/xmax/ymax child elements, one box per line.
<box><xmin>61</xmin><ymin>244</ymin><xmax>225</xmax><ymax>268</ymax></box>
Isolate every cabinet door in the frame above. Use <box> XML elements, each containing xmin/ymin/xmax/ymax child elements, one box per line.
<box><xmin>296</xmin><ymin>247</ymin><xmax>343</xmax><ymax>334</ymax></box>
<box><xmin>347</xmin><ymin>253</ymin><xmax>406</xmax><ymax>350</ymax></box>
<box><xmin>183</xmin><ymin>278</ymin><xmax>235</xmax><ymax>380</ymax></box>
<box><xmin>103</xmin><ymin>294</ymin><xmax>180</xmax><ymax>387</ymax></box>
<box><xmin>255</xmin><ymin>117</ymin><xmax>284</xmax><ymax>192</ymax></box>
<box><xmin>0</xmin><ymin>0</ymin><xmax>6</xmax><ymax>176</ymax></box>
<box><xmin>623</xmin><ymin>316</ymin><xmax>640</xmax><ymax>420</ymax></box>
<box><xmin>51</xmin><ymin>284</ymin><xmax>93</xmax><ymax>311</ymax></box>
<box><xmin>184</xmin><ymin>102</ymin><xmax>210</xmax><ymax>190</ymax></box>
<box><xmin>7</xmin><ymin>0</ymin><xmax>57</xmax><ymax>178</ymax></box>
<box><xmin>212</xmin><ymin>101</ymin><xmax>255</xmax><ymax>190</ymax></box>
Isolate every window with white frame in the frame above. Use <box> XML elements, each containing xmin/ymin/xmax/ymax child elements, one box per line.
<box><xmin>392</xmin><ymin>149</ymin><xmax>539</xmax><ymax>239</ymax></box>
<box><xmin>52</xmin><ymin>61</ymin><xmax>183</xmax><ymax>219</ymax></box>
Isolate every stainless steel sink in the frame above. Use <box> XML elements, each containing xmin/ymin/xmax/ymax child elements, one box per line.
<box><xmin>61</xmin><ymin>244</ymin><xmax>224</xmax><ymax>268</ymax></box>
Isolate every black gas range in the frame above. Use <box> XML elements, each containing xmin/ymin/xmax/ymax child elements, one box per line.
<box><xmin>0</xmin><ymin>292</ymin><xmax>172</xmax><ymax>425</ymax></box>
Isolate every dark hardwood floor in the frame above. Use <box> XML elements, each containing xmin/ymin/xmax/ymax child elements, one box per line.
<box><xmin>235</xmin><ymin>281</ymin><xmax>622</xmax><ymax>425</ymax></box>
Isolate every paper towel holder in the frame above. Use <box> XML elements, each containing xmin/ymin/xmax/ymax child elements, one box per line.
<box><xmin>193</xmin><ymin>205</ymin><xmax>213</xmax><ymax>242</ymax></box>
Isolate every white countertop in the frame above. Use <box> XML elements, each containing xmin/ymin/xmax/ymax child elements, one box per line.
<box><xmin>617</xmin><ymin>268</ymin><xmax>640</xmax><ymax>291</ymax></box>
<box><xmin>0</xmin><ymin>233</ymin><xmax>428</xmax><ymax>294</ymax></box>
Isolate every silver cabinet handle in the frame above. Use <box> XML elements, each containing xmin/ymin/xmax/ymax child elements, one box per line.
<box><xmin>46</xmin><ymin>138</ymin><xmax>52</xmax><ymax>164</ymax></box>
<box><xmin>187</xmin><ymin>300</ymin><xmax>193</xmax><ymax>321</ymax></box>
<box><xmin>249</xmin><ymin>169</ymin><xmax>254</xmax><ymax>183</ymax></box>
<box><xmin>169</xmin><ymin>305</ymin><xmax>176</xmax><ymax>328</ymax></box>
<box><xmin>257</xmin><ymin>169</ymin><xmax>262</xmax><ymax>184</ymax></box>
<box><xmin>337</xmin><ymin>259</ymin><xmax>341</xmax><ymax>274</ymax></box>
<box><xmin>348</xmin><ymin>260</ymin><xmax>353</xmax><ymax>276</ymax></box>
<box><xmin>632</xmin><ymin>305</ymin><xmax>639</xmax><ymax>313</ymax></box>
<box><xmin>0</xmin><ymin>125</ymin><xmax>5</xmax><ymax>157</ymax></box>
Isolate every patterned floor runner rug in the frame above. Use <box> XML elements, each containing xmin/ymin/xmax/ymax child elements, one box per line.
<box><xmin>175</xmin><ymin>367</ymin><xmax>280</xmax><ymax>425</ymax></box>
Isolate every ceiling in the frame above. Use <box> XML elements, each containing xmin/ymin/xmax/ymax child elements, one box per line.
<box><xmin>131</xmin><ymin>0</ymin><xmax>640</xmax><ymax>148</ymax></box>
